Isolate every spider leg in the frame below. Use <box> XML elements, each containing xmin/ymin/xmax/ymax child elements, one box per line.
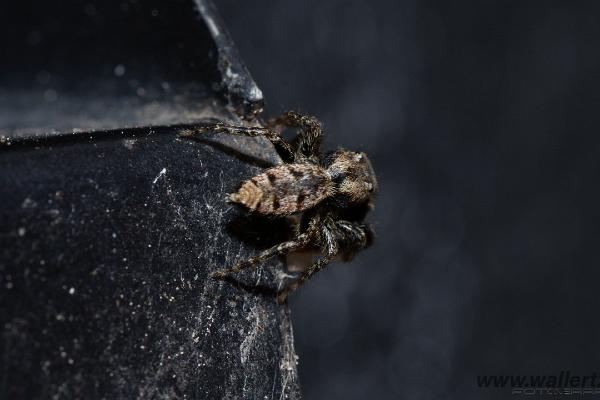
<box><xmin>268</xmin><ymin>111</ymin><xmax>323</xmax><ymax>163</ymax></box>
<box><xmin>276</xmin><ymin>222</ymin><xmax>339</xmax><ymax>303</ymax></box>
<box><xmin>330</xmin><ymin>220</ymin><xmax>373</xmax><ymax>260</ymax></box>
<box><xmin>211</xmin><ymin>232</ymin><xmax>311</xmax><ymax>279</ymax></box>
<box><xmin>181</xmin><ymin>122</ymin><xmax>295</xmax><ymax>161</ymax></box>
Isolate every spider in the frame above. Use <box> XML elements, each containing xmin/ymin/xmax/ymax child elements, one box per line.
<box><xmin>181</xmin><ymin>111</ymin><xmax>377</xmax><ymax>303</ymax></box>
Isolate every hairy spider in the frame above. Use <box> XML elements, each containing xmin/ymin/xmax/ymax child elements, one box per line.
<box><xmin>181</xmin><ymin>111</ymin><xmax>377</xmax><ymax>303</ymax></box>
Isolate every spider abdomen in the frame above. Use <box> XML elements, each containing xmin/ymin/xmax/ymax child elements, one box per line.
<box><xmin>229</xmin><ymin>164</ymin><xmax>334</xmax><ymax>216</ymax></box>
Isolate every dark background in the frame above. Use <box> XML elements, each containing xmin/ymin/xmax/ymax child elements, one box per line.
<box><xmin>219</xmin><ymin>1</ymin><xmax>600</xmax><ymax>399</ymax></box>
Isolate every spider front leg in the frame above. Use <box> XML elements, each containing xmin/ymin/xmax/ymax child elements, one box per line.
<box><xmin>181</xmin><ymin>122</ymin><xmax>295</xmax><ymax>161</ymax></box>
<box><xmin>268</xmin><ymin>111</ymin><xmax>323</xmax><ymax>163</ymax></box>
<box><xmin>331</xmin><ymin>220</ymin><xmax>374</xmax><ymax>261</ymax></box>
<box><xmin>211</xmin><ymin>232</ymin><xmax>311</xmax><ymax>279</ymax></box>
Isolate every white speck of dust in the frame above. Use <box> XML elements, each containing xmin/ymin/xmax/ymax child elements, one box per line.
<box><xmin>225</xmin><ymin>65</ymin><xmax>240</xmax><ymax>81</ymax></box>
<box><xmin>21</xmin><ymin>197</ymin><xmax>38</xmax><ymax>208</ymax></box>
<box><xmin>152</xmin><ymin>168</ymin><xmax>167</xmax><ymax>184</ymax></box>
<box><xmin>248</xmin><ymin>85</ymin><xmax>263</xmax><ymax>101</ymax></box>
<box><xmin>114</xmin><ymin>64</ymin><xmax>126</xmax><ymax>77</ymax></box>
<box><xmin>122</xmin><ymin>139</ymin><xmax>136</xmax><ymax>150</ymax></box>
<box><xmin>68</xmin><ymin>287</ymin><xmax>75</xmax><ymax>295</ymax></box>
<box><xmin>17</xmin><ymin>227</ymin><xmax>26</xmax><ymax>237</ymax></box>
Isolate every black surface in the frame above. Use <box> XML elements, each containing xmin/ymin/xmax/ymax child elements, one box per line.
<box><xmin>0</xmin><ymin>1</ymin><xmax>301</xmax><ymax>398</ymax></box>
<box><xmin>0</xmin><ymin>127</ymin><xmax>300</xmax><ymax>399</ymax></box>
<box><xmin>218</xmin><ymin>1</ymin><xmax>600</xmax><ymax>399</ymax></box>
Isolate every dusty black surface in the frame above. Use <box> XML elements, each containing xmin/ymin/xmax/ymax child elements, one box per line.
<box><xmin>0</xmin><ymin>0</ymin><xmax>302</xmax><ymax>397</ymax></box>
<box><xmin>0</xmin><ymin>127</ymin><xmax>300</xmax><ymax>399</ymax></box>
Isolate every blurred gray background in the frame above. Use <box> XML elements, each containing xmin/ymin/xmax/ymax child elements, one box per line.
<box><xmin>219</xmin><ymin>1</ymin><xmax>600</xmax><ymax>399</ymax></box>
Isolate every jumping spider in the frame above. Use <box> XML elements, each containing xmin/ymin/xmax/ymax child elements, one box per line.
<box><xmin>182</xmin><ymin>111</ymin><xmax>377</xmax><ymax>303</ymax></box>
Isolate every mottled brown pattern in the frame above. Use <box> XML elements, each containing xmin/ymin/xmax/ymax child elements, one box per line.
<box><xmin>230</xmin><ymin>180</ymin><xmax>263</xmax><ymax>210</ymax></box>
<box><xmin>287</xmin><ymin>165</ymin><xmax>304</xmax><ymax>178</ymax></box>
<box><xmin>229</xmin><ymin>164</ymin><xmax>334</xmax><ymax>216</ymax></box>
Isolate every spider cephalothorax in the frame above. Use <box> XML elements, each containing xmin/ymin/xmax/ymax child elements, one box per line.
<box><xmin>181</xmin><ymin>111</ymin><xmax>377</xmax><ymax>303</ymax></box>
<box><xmin>324</xmin><ymin>149</ymin><xmax>377</xmax><ymax>207</ymax></box>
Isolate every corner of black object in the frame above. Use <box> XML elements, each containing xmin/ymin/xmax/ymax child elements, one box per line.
<box><xmin>0</xmin><ymin>1</ymin><xmax>300</xmax><ymax>399</ymax></box>
<box><xmin>0</xmin><ymin>0</ymin><xmax>264</xmax><ymax>137</ymax></box>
